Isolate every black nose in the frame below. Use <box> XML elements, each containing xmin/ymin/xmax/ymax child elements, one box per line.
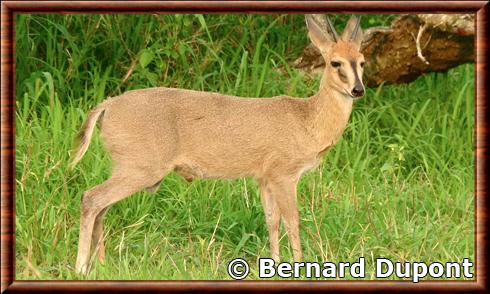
<box><xmin>351</xmin><ymin>86</ymin><xmax>365</xmax><ymax>98</ymax></box>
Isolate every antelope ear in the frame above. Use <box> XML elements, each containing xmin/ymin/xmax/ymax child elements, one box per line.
<box><xmin>341</xmin><ymin>16</ymin><xmax>363</xmax><ymax>49</ymax></box>
<box><xmin>305</xmin><ymin>14</ymin><xmax>337</xmax><ymax>51</ymax></box>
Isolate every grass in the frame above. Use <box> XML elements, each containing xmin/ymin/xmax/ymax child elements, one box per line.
<box><xmin>15</xmin><ymin>14</ymin><xmax>474</xmax><ymax>280</ymax></box>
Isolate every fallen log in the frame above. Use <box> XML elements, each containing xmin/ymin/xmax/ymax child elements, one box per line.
<box><xmin>292</xmin><ymin>14</ymin><xmax>475</xmax><ymax>87</ymax></box>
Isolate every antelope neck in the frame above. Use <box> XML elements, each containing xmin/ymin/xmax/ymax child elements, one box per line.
<box><xmin>305</xmin><ymin>83</ymin><xmax>353</xmax><ymax>149</ymax></box>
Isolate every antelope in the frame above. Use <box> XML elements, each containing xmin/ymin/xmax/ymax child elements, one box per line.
<box><xmin>72</xmin><ymin>14</ymin><xmax>365</xmax><ymax>274</ymax></box>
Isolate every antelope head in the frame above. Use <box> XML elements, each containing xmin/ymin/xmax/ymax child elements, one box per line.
<box><xmin>306</xmin><ymin>15</ymin><xmax>365</xmax><ymax>99</ymax></box>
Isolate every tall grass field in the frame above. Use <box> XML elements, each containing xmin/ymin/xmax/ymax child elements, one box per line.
<box><xmin>15</xmin><ymin>14</ymin><xmax>474</xmax><ymax>280</ymax></box>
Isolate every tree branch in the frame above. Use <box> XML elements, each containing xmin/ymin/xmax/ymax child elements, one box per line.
<box><xmin>293</xmin><ymin>14</ymin><xmax>475</xmax><ymax>87</ymax></box>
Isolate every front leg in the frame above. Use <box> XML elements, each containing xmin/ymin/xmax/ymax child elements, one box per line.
<box><xmin>259</xmin><ymin>179</ymin><xmax>281</xmax><ymax>262</ymax></box>
<box><xmin>267</xmin><ymin>177</ymin><xmax>303</xmax><ymax>262</ymax></box>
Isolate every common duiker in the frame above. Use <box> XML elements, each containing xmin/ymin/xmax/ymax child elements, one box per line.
<box><xmin>72</xmin><ymin>14</ymin><xmax>365</xmax><ymax>274</ymax></box>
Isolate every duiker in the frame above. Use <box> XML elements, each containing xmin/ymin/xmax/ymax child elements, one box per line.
<box><xmin>72</xmin><ymin>15</ymin><xmax>365</xmax><ymax>274</ymax></box>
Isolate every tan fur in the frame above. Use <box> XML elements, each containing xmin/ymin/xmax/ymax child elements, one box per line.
<box><xmin>70</xmin><ymin>105</ymin><xmax>106</xmax><ymax>169</ymax></box>
<box><xmin>73</xmin><ymin>15</ymin><xmax>365</xmax><ymax>274</ymax></box>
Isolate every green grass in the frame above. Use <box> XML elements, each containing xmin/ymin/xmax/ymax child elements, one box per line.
<box><xmin>15</xmin><ymin>14</ymin><xmax>474</xmax><ymax>280</ymax></box>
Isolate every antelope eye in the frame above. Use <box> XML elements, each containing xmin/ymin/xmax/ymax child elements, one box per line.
<box><xmin>330</xmin><ymin>61</ymin><xmax>341</xmax><ymax>68</ymax></box>
<box><xmin>360</xmin><ymin>62</ymin><xmax>365</xmax><ymax>68</ymax></box>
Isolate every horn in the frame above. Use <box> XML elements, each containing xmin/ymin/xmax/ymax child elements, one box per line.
<box><xmin>325</xmin><ymin>16</ymin><xmax>339</xmax><ymax>42</ymax></box>
<box><xmin>350</xmin><ymin>16</ymin><xmax>361</xmax><ymax>41</ymax></box>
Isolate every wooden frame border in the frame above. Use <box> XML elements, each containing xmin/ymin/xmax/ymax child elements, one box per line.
<box><xmin>1</xmin><ymin>1</ymin><xmax>488</xmax><ymax>292</ymax></box>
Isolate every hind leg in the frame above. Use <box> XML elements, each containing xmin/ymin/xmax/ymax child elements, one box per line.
<box><xmin>75</xmin><ymin>166</ymin><xmax>170</xmax><ymax>274</ymax></box>
<box><xmin>91</xmin><ymin>207</ymin><xmax>109</xmax><ymax>263</ymax></box>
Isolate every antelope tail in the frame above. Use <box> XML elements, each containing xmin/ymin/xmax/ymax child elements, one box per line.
<box><xmin>69</xmin><ymin>105</ymin><xmax>106</xmax><ymax>169</ymax></box>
